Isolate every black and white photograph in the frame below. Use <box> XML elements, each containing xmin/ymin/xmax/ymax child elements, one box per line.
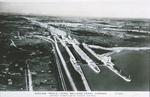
<box><xmin>0</xmin><ymin>0</ymin><xmax>149</xmax><ymax>96</ymax></box>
